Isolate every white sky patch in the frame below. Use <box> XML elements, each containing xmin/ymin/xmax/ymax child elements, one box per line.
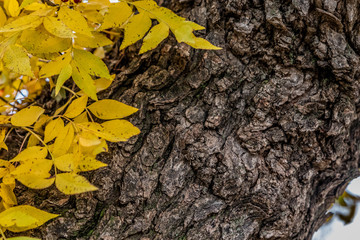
<box><xmin>313</xmin><ymin>176</ymin><xmax>360</xmax><ymax>240</ymax></box>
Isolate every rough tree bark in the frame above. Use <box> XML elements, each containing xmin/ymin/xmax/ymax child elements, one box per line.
<box><xmin>19</xmin><ymin>0</ymin><xmax>360</xmax><ymax>239</ymax></box>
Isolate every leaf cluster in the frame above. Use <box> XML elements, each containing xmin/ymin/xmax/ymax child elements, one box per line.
<box><xmin>0</xmin><ymin>0</ymin><xmax>220</xmax><ymax>238</ymax></box>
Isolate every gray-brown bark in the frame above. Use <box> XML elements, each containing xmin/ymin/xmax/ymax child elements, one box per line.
<box><xmin>27</xmin><ymin>0</ymin><xmax>360</xmax><ymax>239</ymax></box>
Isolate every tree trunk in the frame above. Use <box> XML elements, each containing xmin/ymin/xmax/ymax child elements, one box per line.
<box><xmin>38</xmin><ymin>0</ymin><xmax>360</xmax><ymax>239</ymax></box>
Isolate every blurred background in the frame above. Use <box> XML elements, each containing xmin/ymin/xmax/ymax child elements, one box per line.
<box><xmin>313</xmin><ymin>177</ymin><xmax>360</xmax><ymax>240</ymax></box>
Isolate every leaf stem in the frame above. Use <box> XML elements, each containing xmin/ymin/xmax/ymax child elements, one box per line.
<box><xmin>22</xmin><ymin>127</ymin><xmax>54</xmax><ymax>160</ymax></box>
<box><xmin>0</xmin><ymin>227</ymin><xmax>6</xmax><ymax>240</ymax></box>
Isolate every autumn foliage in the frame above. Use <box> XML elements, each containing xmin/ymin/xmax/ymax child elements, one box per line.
<box><xmin>0</xmin><ymin>0</ymin><xmax>219</xmax><ymax>238</ymax></box>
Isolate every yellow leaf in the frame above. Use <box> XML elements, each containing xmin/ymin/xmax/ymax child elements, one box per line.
<box><xmin>0</xmin><ymin>159</ymin><xmax>11</xmax><ymax>168</ymax></box>
<box><xmin>20</xmin><ymin>0</ymin><xmax>37</xmax><ymax>9</ymax></box>
<box><xmin>54</xmin><ymin>96</ymin><xmax>72</xmax><ymax>116</ymax></box>
<box><xmin>39</xmin><ymin>52</ymin><xmax>71</xmax><ymax>78</ymax></box>
<box><xmin>91</xmin><ymin>139</ymin><xmax>108</xmax><ymax>155</ymax></box>
<box><xmin>55</xmin><ymin>173</ymin><xmax>98</xmax><ymax>194</ymax></box>
<box><xmin>20</xmin><ymin>28</ymin><xmax>71</xmax><ymax>54</ymax></box>
<box><xmin>55</xmin><ymin>63</ymin><xmax>72</xmax><ymax>95</ymax></box>
<box><xmin>58</xmin><ymin>6</ymin><xmax>93</xmax><ymax>37</ymax></box>
<box><xmin>75</xmin><ymin>32</ymin><xmax>112</xmax><ymax>48</ymax></box>
<box><xmin>0</xmin><ymin>116</ymin><xmax>10</xmax><ymax>124</ymax></box>
<box><xmin>77</xmin><ymin>120</ymin><xmax>140</xmax><ymax>142</ymax></box>
<box><xmin>76</xmin><ymin>122</ymin><xmax>109</xmax><ymax>140</ymax></box>
<box><xmin>87</xmin><ymin>99</ymin><xmax>138</xmax><ymax>119</ymax></box>
<box><xmin>15</xmin><ymin>174</ymin><xmax>54</xmax><ymax>189</ymax></box>
<box><xmin>0</xmin><ymin>205</ymin><xmax>58</xmax><ymax>232</ymax></box>
<box><xmin>64</xmin><ymin>95</ymin><xmax>88</xmax><ymax>119</ymax></box>
<box><xmin>0</xmin><ymin>129</ymin><xmax>8</xmax><ymax>151</ymax></box>
<box><xmin>11</xmin><ymin>159</ymin><xmax>53</xmax><ymax>176</ymax></box>
<box><xmin>10</xmin><ymin>146</ymin><xmax>48</xmax><ymax>162</ymax></box>
<box><xmin>132</xmin><ymin>1</ymin><xmax>185</xmax><ymax>31</ymax></box>
<box><xmin>81</xmin><ymin>10</ymin><xmax>104</xmax><ymax>23</ymax></box>
<box><xmin>8</xmin><ymin>236</ymin><xmax>41</xmax><ymax>240</ymax></box>
<box><xmin>78</xmin><ymin>0</ymin><xmax>110</xmax><ymax>11</ymax></box>
<box><xmin>44</xmin><ymin>117</ymin><xmax>64</xmax><ymax>143</ymax></box>
<box><xmin>52</xmin><ymin>123</ymin><xmax>74</xmax><ymax>157</ymax></box>
<box><xmin>78</xmin><ymin>131</ymin><xmax>101</xmax><ymax>147</ymax></box>
<box><xmin>139</xmin><ymin>22</ymin><xmax>169</xmax><ymax>54</ymax></box>
<box><xmin>3</xmin><ymin>45</ymin><xmax>34</xmax><ymax>77</ymax></box>
<box><xmin>183</xmin><ymin>20</ymin><xmax>205</xmax><ymax>31</ymax></box>
<box><xmin>100</xmin><ymin>2</ymin><xmax>132</xmax><ymax>29</ymax></box>
<box><xmin>101</xmin><ymin>119</ymin><xmax>140</xmax><ymax>141</ymax></box>
<box><xmin>93</xmin><ymin>46</ymin><xmax>105</xmax><ymax>59</ymax></box>
<box><xmin>185</xmin><ymin>36</ymin><xmax>222</xmax><ymax>50</ymax></box>
<box><xmin>29</xmin><ymin>7</ymin><xmax>53</xmax><ymax>17</ymax></box>
<box><xmin>0</xmin><ymin>183</ymin><xmax>17</xmax><ymax>205</ymax></box>
<box><xmin>27</xmin><ymin>134</ymin><xmax>39</xmax><ymax>147</ymax></box>
<box><xmin>43</xmin><ymin>16</ymin><xmax>75</xmax><ymax>38</ymax></box>
<box><xmin>24</xmin><ymin>2</ymin><xmax>46</xmax><ymax>11</ymax></box>
<box><xmin>10</xmin><ymin>106</ymin><xmax>44</xmax><ymax>127</ymax></box>
<box><xmin>71</xmin><ymin>61</ymin><xmax>98</xmax><ymax>101</ymax></box>
<box><xmin>3</xmin><ymin>175</ymin><xmax>15</xmax><ymax>186</ymax></box>
<box><xmin>78</xmin><ymin>156</ymin><xmax>107</xmax><ymax>172</ymax></box>
<box><xmin>81</xmin><ymin>138</ymin><xmax>108</xmax><ymax>156</ymax></box>
<box><xmin>0</xmin><ymin>15</ymin><xmax>42</xmax><ymax>32</ymax></box>
<box><xmin>33</xmin><ymin>114</ymin><xmax>49</xmax><ymax>133</ymax></box>
<box><xmin>73</xmin><ymin>49</ymin><xmax>110</xmax><ymax>79</ymax></box>
<box><xmin>0</xmin><ymin>7</ymin><xmax>7</xmax><ymax>27</ymax></box>
<box><xmin>132</xmin><ymin>1</ymin><xmax>219</xmax><ymax>49</ymax></box>
<box><xmin>73</xmin><ymin>111</ymin><xmax>88</xmax><ymax>123</ymax></box>
<box><xmin>54</xmin><ymin>153</ymin><xmax>76</xmax><ymax>172</ymax></box>
<box><xmin>4</xmin><ymin>0</ymin><xmax>20</xmax><ymax>17</ymax></box>
<box><xmin>94</xmin><ymin>75</ymin><xmax>114</xmax><ymax>92</ymax></box>
<box><xmin>120</xmin><ymin>12</ymin><xmax>152</xmax><ymax>50</ymax></box>
<box><xmin>173</xmin><ymin>23</ymin><xmax>195</xmax><ymax>44</ymax></box>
